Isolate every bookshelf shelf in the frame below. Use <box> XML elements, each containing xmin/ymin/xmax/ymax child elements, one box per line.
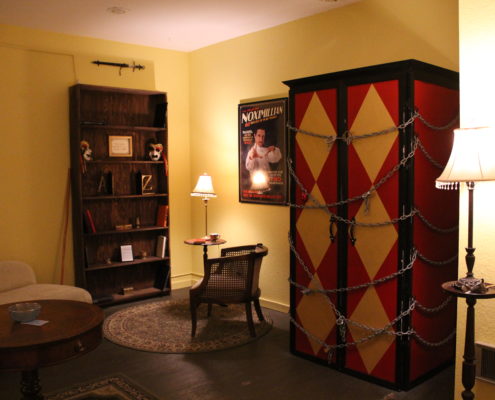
<box><xmin>83</xmin><ymin>194</ymin><xmax>168</xmax><ymax>201</ymax></box>
<box><xmin>87</xmin><ymin>160</ymin><xmax>164</xmax><ymax>164</ymax></box>
<box><xmin>86</xmin><ymin>256</ymin><xmax>169</xmax><ymax>271</ymax></box>
<box><xmin>70</xmin><ymin>84</ymin><xmax>171</xmax><ymax>306</ymax></box>
<box><xmin>84</xmin><ymin>226</ymin><xmax>168</xmax><ymax>237</ymax></box>
<box><xmin>93</xmin><ymin>287</ymin><xmax>168</xmax><ymax>306</ymax></box>
<box><xmin>80</xmin><ymin>124</ymin><xmax>166</xmax><ymax>132</ymax></box>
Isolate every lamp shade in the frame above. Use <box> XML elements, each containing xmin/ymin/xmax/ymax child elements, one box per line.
<box><xmin>191</xmin><ymin>173</ymin><xmax>216</xmax><ymax>198</ymax></box>
<box><xmin>436</xmin><ymin>127</ymin><xmax>495</xmax><ymax>189</ymax></box>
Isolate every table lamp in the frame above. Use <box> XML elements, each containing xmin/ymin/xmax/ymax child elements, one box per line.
<box><xmin>191</xmin><ymin>173</ymin><xmax>216</xmax><ymax>238</ymax></box>
<box><xmin>436</xmin><ymin>126</ymin><xmax>495</xmax><ymax>400</ymax></box>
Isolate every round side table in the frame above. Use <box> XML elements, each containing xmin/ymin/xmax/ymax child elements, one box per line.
<box><xmin>442</xmin><ymin>281</ymin><xmax>495</xmax><ymax>400</ymax></box>
<box><xmin>184</xmin><ymin>238</ymin><xmax>226</xmax><ymax>261</ymax></box>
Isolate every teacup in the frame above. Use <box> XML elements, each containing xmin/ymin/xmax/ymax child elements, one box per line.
<box><xmin>209</xmin><ymin>233</ymin><xmax>220</xmax><ymax>241</ymax></box>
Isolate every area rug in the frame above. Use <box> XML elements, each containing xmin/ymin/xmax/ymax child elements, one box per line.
<box><xmin>46</xmin><ymin>374</ymin><xmax>160</xmax><ymax>400</ymax></box>
<box><xmin>103</xmin><ymin>298</ymin><xmax>272</xmax><ymax>353</ymax></box>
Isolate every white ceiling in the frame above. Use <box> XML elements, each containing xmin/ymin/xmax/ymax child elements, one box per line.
<box><xmin>0</xmin><ymin>0</ymin><xmax>360</xmax><ymax>52</ymax></box>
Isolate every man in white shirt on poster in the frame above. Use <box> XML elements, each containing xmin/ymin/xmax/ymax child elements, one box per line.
<box><xmin>245</xmin><ymin>128</ymin><xmax>282</xmax><ymax>188</ymax></box>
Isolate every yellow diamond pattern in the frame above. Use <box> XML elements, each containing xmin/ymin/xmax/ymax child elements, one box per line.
<box><xmin>348</xmin><ymin>83</ymin><xmax>397</xmax><ymax>374</ymax></box>
<box><xmin>354</xmin><ymin>193</ymin><xmax>398</xmax><ymax>279</ymax></box>
<box><xmin>348</xmin><ymin>286</ymin><xmax>394</xmax><ymax>373</ymax></box>
<box><xmin>297</xmin><ymin>92</ymin><xmax>336</xmax><ymax>180</ymax></box>
<box><xmin>296</xmin><ymin>273</ymin><xmax>336</xmax><ymax>355</ymax></box>
<box><xmin>296</xmin><ymin>184</ymin><xmax>333</xmax><ymax>269</ymax></box>
<box><xmin>350</xmin><ymin>85</ymin><xmax>398</xmax><ymax>182</ymax></box>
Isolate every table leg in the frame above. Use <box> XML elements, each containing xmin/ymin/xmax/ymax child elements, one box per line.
<box><xmin>20</xmin><ymin>369</ymin><xmax>43</xmax><ymax>400</ymax></box>
<box><xmin>461</xmin><ymin>296</ymin><xmax>476</xmax><ymax>400</ymax></box>
<box><xmin>203</xmin><ymin>245</ymin><xmax>208</xmax><ymax>262</ymax></box>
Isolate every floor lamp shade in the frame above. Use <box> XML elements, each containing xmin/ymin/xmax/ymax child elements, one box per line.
<box><xmin>436</xmin><ymin>127</ymin><xmax>495</xmax><ymax>188</ymax></box>
<box><xmin>191</xmin><ymin>173</ymin><xmax>216</xmax><ymax>198</ymax></box>
<box><xmin>191</xmin><ymin>173</ymin><xmax>216</xmax><ymax>237</ymax></box>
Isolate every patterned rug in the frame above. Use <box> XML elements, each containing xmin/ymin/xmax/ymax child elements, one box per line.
<box><xmin>103</xmin><ymin>299</ymin><xmax>272</xmax><ymax>353</ymax></box>
<box><xmin>46</xmin><ymin>374</ymin><xmax>160</xmax><ymax>400</ymax></box>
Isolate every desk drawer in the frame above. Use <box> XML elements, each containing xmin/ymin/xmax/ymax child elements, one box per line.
<box><xmin>0</xmin><ymin>324</ymin><xmax>102</xmax><ymax>371</ymax></box>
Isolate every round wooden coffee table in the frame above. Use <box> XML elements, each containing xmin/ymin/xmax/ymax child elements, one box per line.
<box><xmin>0</xmin><ymin>299</ymin><xmax>104</xmax><ymax>399</ymax></box>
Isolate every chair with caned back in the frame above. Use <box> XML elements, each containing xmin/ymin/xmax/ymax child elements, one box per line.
<box><xmin>189</xmin><ymin>244</ymin><xmax>268</xmax><ymax>337</ymax></box>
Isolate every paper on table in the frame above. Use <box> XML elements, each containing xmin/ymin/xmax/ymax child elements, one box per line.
<box><xmin>22</xmin><ymin>320</ymin><xmax>49</xmax><ymax>326</ymax></box>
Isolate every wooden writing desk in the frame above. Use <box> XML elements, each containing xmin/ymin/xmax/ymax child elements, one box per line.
<box><xmin>0</xmin><ymin>299</ymin><xmax>104</xmax><ymax>399</ymax></box>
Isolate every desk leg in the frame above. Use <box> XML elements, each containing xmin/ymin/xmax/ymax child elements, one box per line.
<box><xmin>461</xmin><ymin>296</ymin><xmax>476</xmax><ymax>400</ymax></box>
<box><xmin>20</xmin><ymin>369</ymin><xmax>43</xmax><ymax>400</ymax></box>
<box><xmin>203</xmin><ymin>246</ymin><xmax>208</xmax><ymax>262</ymax></box>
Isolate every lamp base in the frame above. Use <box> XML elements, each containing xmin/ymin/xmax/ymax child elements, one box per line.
<box><xmin>453</xmin><ymin>276</ymin><xmax>488</xmax><ymax>294</ymax></box>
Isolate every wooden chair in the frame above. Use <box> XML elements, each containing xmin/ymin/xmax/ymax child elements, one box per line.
<box><xmin>189</xmin><ymin>244</ymin><xmax>268</xmax><ymax>337</ymax></box>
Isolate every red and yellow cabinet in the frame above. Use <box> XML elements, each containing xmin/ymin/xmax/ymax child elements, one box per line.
<box><xmin>285</xmin><ymin>60</ymin><xmax>459</xmax><ymax>389</ymax></box>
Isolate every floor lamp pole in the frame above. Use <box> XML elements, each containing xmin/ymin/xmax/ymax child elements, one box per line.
<box><xmin>203</xmin><ymin>197</ymin><xmax>209</xmax><ymax>238</ymax></box>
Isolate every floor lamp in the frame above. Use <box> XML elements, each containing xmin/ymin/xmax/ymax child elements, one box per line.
<box><xmin>191</xmin><ymin>173</ymin><xmax>216</xmax><ymax>238</ymax></box>
<box><xmin>436</xmin><ymin>127</ymin><xmax>495</xmax><ymax>400</ymax></box>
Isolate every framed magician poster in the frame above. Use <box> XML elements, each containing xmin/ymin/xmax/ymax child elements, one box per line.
<box><xmin>238</xmin><ymin>98</ymin><xmax>288</xmax><ymax>205</ymax></box>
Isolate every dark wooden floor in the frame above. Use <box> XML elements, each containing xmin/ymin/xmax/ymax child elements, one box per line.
<box><xmin>0</xmin><ymin>289</ymin><xmax>454</xmax><ymax>400</ymax></box>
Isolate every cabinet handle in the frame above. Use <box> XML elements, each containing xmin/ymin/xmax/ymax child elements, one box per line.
<box><xmin>329</xmin><ymin>215</ymin><xmax>336</xmax><ymax>243</ymax></box>
<box><xmin>348</xmin><ymin>217</ymin><xmax>356</xmax><ymax>245</ymax></box>
<box><xmin>74</xmin><ymin>340</ymin><xmax>86</xmax><ymax>353</ymax></box>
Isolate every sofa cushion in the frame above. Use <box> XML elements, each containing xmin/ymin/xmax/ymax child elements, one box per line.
<box><xmin>0</xmin><ymin>261</ymin><xmax>36</xmax><ymax>292</ymax></box>
<box><xmin>0</xmin><ymin>283</ymin><xmax>92</xmax><ymax>305</ymax></box>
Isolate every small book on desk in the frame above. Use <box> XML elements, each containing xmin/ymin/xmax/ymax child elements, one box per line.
<box><xmin>189</xmin><ymin>238</ymin><xmax>206</xmax><ymax>244</ymax></box>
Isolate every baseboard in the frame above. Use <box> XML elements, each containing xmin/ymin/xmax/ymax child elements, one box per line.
<box><xmin>173</xmin><ymin>274</ymin><xmax>289</xmax><ymax>313</ymax></box>
<box><xmin>171</xmin><ymin>273</ymin><xmax>194</xmax><ymax>289</ymax></box>
<box><xmin>260</xmin><ymin>298</ymin><xmax>289</xmax><ymax>313</ymax></box>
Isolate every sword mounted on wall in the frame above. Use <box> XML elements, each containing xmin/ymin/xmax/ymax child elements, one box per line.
<box><xmin>92</xmin><ymin>60</ymin><xmax>145</xmax><ymax>75</ymax></box>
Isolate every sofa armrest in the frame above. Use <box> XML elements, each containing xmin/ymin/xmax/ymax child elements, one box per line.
<box><xmin>0</xmin><ymin>261</ymin><xmax>37</xmax><ymax>292</ymax></box>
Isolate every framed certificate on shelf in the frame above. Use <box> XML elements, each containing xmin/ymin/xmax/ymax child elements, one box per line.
<box><xmin>120</xmin><ymin>245</ymin><xmax>134</xmax><ymax>262</ymax></box>
<box><xmin>109</xmin><ymin>135</ymin><xmax>133</xmax><ymax>157</ymax></box>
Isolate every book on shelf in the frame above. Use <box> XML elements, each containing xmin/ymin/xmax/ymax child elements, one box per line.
<box><xmin>83</xmin><ymin>209</ymin><xmax>96</xmax><ymax>233</ymax></box>
<box><xmin>156</xmin><ymin>205</ymin><xmax>169</xmax><ymax>227</ymax></box>
<box><xmin>156</xmin><ymin>235</ymin><xmax>167</xmax><ymax>258</ymax></box>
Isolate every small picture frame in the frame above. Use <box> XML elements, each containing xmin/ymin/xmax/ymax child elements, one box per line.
<box><xmin>109</xmin><ymin>135</ymin><xmax>133</xmax><ymax>157</ymax></box>
<box><xmin>120</xmin><ymin>245</ymin><xmax>134</xmax><ymax>262</ymax></box>
<box><xmin>136</xmin><ymin>171</ymin><xmax>154</xmax><ymax>194</ymax></box>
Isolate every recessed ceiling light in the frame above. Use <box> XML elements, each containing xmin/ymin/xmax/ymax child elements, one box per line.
<box><xmin>107</xmin><ymin>6</ymin><xmax>130</xmax><ymax>15</ymax></box>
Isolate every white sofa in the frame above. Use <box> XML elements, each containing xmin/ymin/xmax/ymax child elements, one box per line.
<box><xmin>0</xmin><ymin>260</ymin><xmax>92</xmax><ymax>305</ymax></box>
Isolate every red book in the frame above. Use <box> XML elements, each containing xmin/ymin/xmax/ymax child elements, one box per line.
<box><xmin>156</xmin><ymin>205</ymin><xmax>169</xmax><ymax>227</ymax></box>
<box><xmin>84</xmin><ymin>209</ymin><xmax>96</xmax><ymax>233</ymax></box>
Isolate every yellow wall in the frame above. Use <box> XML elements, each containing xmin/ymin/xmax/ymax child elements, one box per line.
<box><xmin>456</xmin><ymin>1</ymin><xmax>495</xmax><ymax>398</ymax></box>
<box><xmin>189</xmin><ymin>0</ymin><xmax>459</xmax><ymax>310</ymax></box>
<box><xmin>0</xmin><ymin>0</ymin><xmax>459</xmax><ymax>315</ymax></box>
<box><xmin>0</xmin><ymin>24</ymin><xmax>193</xmax><ymax>286</ymax></box>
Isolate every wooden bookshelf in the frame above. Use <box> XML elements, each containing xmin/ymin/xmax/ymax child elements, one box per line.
<box><xmin>69</xmin><ymin>84</ymin><xmax>171</xmax><ymax>306</ymax></box>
